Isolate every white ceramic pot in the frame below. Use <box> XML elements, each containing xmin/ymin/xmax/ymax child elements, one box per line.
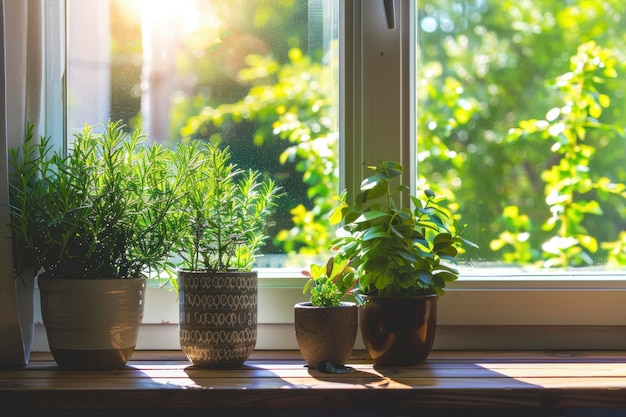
<box><xmin>38</xmin><ymin>275</ymin><xmax>146</xmax><ymax>370</ymax></box>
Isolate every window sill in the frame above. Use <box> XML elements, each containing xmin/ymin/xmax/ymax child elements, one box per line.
<box><xmin>30</xmin><ymin>269</ymin><xmax>626</xmax><ymax>351</ymax></box>
<box><xmin>135</xmin><ymin>269</ymin><xmax>626</xmax><ymax>330</ymax></box>
<box><xmin>3</xmin><ymin>350</ymin><xmax>626</xmax><ymax>416</ymax></box>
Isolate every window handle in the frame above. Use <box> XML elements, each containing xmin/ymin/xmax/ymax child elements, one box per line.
<box><xmin>383</xmin><ymin>0</ymin><xmax>396</xmax><ymax>29</ymax></box>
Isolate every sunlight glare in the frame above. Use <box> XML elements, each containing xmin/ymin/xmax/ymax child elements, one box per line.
<box><xmin>130</xmin><ymin>0</ymin><xmax>219</xmax><ymax>36</ymax></box>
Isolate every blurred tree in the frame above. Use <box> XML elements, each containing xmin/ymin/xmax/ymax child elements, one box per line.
<box><xmin>417</xmin><ymin>0</ymin><xmax>626</xmax><ymax>266</ymax></box>
<box><xmin>494</xmin><ymin>42</ymin><xmax>626</xmax><ymax>267</ymax></box>
<box><xmin>108</xmin><ymin>0</ymin><xmax>626</xmax><ymax>267</ymax></box>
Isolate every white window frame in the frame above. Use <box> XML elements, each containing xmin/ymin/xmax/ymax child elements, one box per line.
<box><xmin>29</xmin><ymin>0</ymin><xmax>626</xmax><ymax>352</ymax></box>
<box><xmin>43</xmin><ymin>0</ymin><xmax>65</xmax><ymax>150</ymax></box>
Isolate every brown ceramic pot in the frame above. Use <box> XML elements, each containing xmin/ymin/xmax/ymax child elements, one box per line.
<box><xmin>38</xmin><ymin>275</ymin><xmax>146</xmax><ymax>370</ymax></box>
<box><xmin>294</xmin><ymin>301</ymin><xmax>358</xmax><ymax>368</ymax></box>
<box><xmin>360</xmin><ymin>294</ymin><xmax>438</xmax><ymax>367</ymax></box>
<box><xmin>178</xmin><ymin>270</ymin><xmax>257</xmax><ymax>368</ymax></box>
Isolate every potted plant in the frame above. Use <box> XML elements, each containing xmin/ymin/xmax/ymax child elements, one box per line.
<box><xmin>7</xmin><ymin>120</ymin><xmax>190</xmax><ymax>370</ymax></box>
<box><xmin>171</xmin><ymin>141</ymin><xmax>280</xmax><ymax>368</ymax></box>
<box><xmin>330</xmin><ymin>160</ymin><xmax>477</xmax><ymax>366</ymax></box>
<box><xmin>294</xmin><ymin>255</ymin><xmax>359</xmax><ymax>372</ymax></box>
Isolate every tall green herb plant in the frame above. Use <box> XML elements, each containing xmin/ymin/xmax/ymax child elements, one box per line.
<box><xmin>171</xmin><ymin>141</ymin><xmax>280</xmax><ymax>272</ymax></box>
<box><xmin>8</xmin><ymin>120</ymin><xmax>192</xmax><ymax>280</ymax></box>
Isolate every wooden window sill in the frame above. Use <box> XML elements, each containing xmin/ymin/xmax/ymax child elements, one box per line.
<box><xmin>2</xmin><ymin>350</ymin><xmax>626</xmax><ymax>416</ymax></box>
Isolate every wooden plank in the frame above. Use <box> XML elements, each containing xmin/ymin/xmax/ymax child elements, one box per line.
<box><xmin>3</xmin><ymin>386</ymin><xmax>626</xmax><ymax>411</ymax></box>
<box><xmin>4</xmin><ymin>373</ymin><xmax>626</xmax><ymax>390</ymax></box>
<box><xmin>4</xmin><ymin>350</ymin><xmax>626</xmax><ymax>412</ymax></box>
<box><xmin>6</xmin><ymin>362</ymin><xmax>626</xmax><ymax>381</ymax></box>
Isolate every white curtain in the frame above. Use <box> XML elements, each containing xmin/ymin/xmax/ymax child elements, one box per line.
<box><xmin>0</xmin><ymin>0</ymin><xmax>43</xmax><ymax>368</ymax></box>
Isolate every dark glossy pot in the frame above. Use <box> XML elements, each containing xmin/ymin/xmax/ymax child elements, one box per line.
<box><xmin>360</xmin><ymin>294</ymin><xmax>438</xmax><ymax>367</ymax></box>
<box><xmin>294</xmin><ymin>301</ymin><xmax>358</xmax><ymax>368</ymax></box>
<box><xmin>178</xmin><ymin>270</ymin><xmax>257</xmax><ymax>368</ymax></box>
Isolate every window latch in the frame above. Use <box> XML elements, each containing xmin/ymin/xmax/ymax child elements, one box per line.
<box><xmin>383</xmin><ymin>0</ymin><xmax>396</xmax><ymax>29</ymax></box>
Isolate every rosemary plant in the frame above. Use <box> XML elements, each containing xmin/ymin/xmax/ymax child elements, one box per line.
<box><xmin>8</xmin><ymin>120</ymin><xmax>192</xmax><ymax>280</ymax></box>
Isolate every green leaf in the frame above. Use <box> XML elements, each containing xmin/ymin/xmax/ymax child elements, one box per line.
<box><xmin>382</xmin><ymin>161</ymin><xmax>403</xmax><ymax>179</ymax></box>
<box><xmin>360</xmin><ymin>174</ymin><xmax>384</xmax><ymax>191</ymax></box>
<box><xmin>353</xmin><ymin>211</ymin><xmax>389</xmax><ymax>223</ymax></box>
<box><xmin>362</xmin><ymin>226</ymin><xmax>391</xmax><ymax>241</ymax></box>
<box><xmin>361</xmin><ymin>182</ymin><xmax>388</xmax><ymax>201</ymax></box>
<box><xmin>417</xmin><ymin>270</ymin><xmax>433</xmax><ymax>286</ymax></box>
<box><xmin>459</xmin><ymin>236</ymin><xmax>479</xmax><ymax>249</ymax></box>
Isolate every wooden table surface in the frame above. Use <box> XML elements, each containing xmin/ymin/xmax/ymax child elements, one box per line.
<box><xmin>2</xmin><ymin>350</ymin><xmax>626</xmax><ymax>416</ymax></box>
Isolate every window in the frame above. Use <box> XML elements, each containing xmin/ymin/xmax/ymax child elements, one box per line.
<box><xmin>67</xmin><ymin>0</ymin><xmax>340</xmax><ymax>267</ymax></box>
<box><xmin>31</xmin><ymin>0</ymin><xmax>626</xmax><ymax>351</ymax></box>
<box><xmin>417</xmin><ymin>0</ymin><xmax>626</xmax><ymax>270</ymax></box>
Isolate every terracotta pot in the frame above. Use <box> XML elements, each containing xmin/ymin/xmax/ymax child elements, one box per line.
<box><xmin>178</xmin><ymin>270</ymin><xmax>257</xmax><ymax>368</ymax></box>
<box><xmin>38</xmin><ymin>275</ymin><xmax>146</xmax><ymax>370</ymax></box>
<box><xmin>294</xmin><ymin>301</ymin><xmax>358</xmax><ymax>368</ymax></box>
<box><xmin>360</xmin><ymin>294</ymin><xmax>438</xmax><ymax>367</ymax></box>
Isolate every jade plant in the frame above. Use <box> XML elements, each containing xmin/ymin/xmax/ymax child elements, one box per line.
<box><xmin>301</xmin><ymin>256</ymin><xmax>358</xmax><ymax>307</ymax></box>
<box><xmin>329</xmin><ymin>160</ymin><xmax>477</xmax><ymax>297</ymax></box>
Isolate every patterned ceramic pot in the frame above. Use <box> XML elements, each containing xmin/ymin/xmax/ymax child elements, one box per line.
<box><xmin>178</xmin><ymin>270</ymin><xmax>257</xmax><ymax>368</ymax></box>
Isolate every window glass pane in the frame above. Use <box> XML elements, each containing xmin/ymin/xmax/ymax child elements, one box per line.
<box><xmin>417</xmin><ymin>0</ymin><xmax>626</xmax><ymax>270</ymax></box>
<box><xmin>67</xmin><ymin>0</ymin><xmax>339</xmax><ymax>268</ymax></box>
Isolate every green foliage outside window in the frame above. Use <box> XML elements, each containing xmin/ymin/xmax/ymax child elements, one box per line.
<box><xmin>416</xmin><ymin>0</ymin><xmax>626</xmax><ymax>268</ymax></box>
<box><xmin>132</xmin><ymin>0</ymin><xmax>626</xmax><ymax>269</ymax></box>
<box><xmin>492</xmin><ymin>42</ymin><xmax>626</xmax><ymax>268</ymax></box>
